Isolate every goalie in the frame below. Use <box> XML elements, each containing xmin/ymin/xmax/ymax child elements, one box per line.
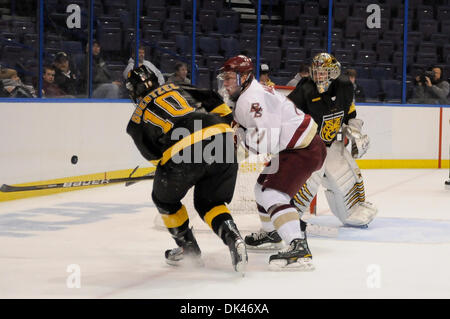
<box><xmin>288</xmin><ymin>52</ymin><xmax>377</xmax><ymax>227</ymax></box>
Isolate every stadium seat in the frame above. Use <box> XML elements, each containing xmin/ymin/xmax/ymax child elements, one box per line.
<box><xmin>416</xmin><ymin>5</ymin><xmax>434</xmax><ymax>20</ymax></box>
<box><xmin>175</xmin><ymin>34</ymin><xmax>191</xmax><ymax>55</ymax></box>
<box><xmin>217</xmin><ymin>16</ymin><xmax>239</xmax><ymax>35</ymax></box>
<box><xmin>356</xmin><ymin>50</ymin><xmax>377</xmax><ymax>64</ymax></box>
<box><xmin>159</xmin><ymin>53</ymin><xmax>178</xmax><ymax>73</ymax></box>
<box><xmin>437</xmin><ymin>6</ymin><xmax>450</xmax><ymax>21</ymax></box>
<box><xmin>286</xmin><ymin>47</ymin><xmax>307</xmax><ymax>61</ymax></box>
<box><xmin>304</xmin><ymin>1</ymin><xmax>319</xmax><ymax>16</ymax></box>
<box><xmin>262</xmin><ymin>46</ymin><xmax>282</xmax><ymax>71</ymax></box>
<box><xmin>419</xmin><ymin>20</ymin><xmax>438</xmax><ymax>40</ymax></box>
<box><xmin>334</xmin><ymin>49</ymin><xmax>354</xmax><ymax>64</ymax></box>
<box><xmin>283</xmin><ymin>1</ymin><xmax>302</xmax><ymax>23</ymax></box>
<box><xmin>281</xmin><ymin>36</ymin><xmax>300</xmax><ymax>49</ymax></box>
<box><xmin>220</xmin><ymin>37</ymin><xmax>240</xmax><ymax>58</ymax></box>
<box><xmin>169</xmin><ymin>7</ymin><xmax>184</xmax><ymax>22</ymax></box>
<box><xmin>416</xmin><ymin>52</ymin><xmax>437</xmax><ymax>65</ymax></box>
<box><xmin>334</xmin><ymin>3</ymin><xmax>350</xmax><ymax>25</ymax></box>
<box><xmin>261</xmin><ymin>35</ymin><xmax>279</xmax><ymax>49</ymax></box>
<box><xmin>163</xmin><ymin>20</ymin><xmax>182</xmax><ymax>36</ymax></box>
<box><xmin>359</xmin><ymin>30</ymin><xmax>380</xmax><ymax>51</ymax></box>
<box><xmin>98</xmin><ymin>28</ymin><xmax>122</xmax><ymax>53</ymax></box>
<box><xmin>381</xmin><ymin>79</ymin><xmax>402</xmax><ymax>102</ymax></box>
<box><xmin>376</xmin><ymin>41</ymin><xmax>394</xmax><ymax>62</ymax></box>
<box><xmin>196</xmin><ymin>67</ymin><xmax>211</xmax><ymax>89</ymax></box>
<box><xmin>198</xmin><ymin>36</ymin><xmax>220</xmax><ymax>55</ymax></box>
<box><xmin>61</xmin><ymin>41</ymin><xmax>82</xmax><ymax>55</ymax></box>
<box><xmin>357</xmin><ymin>78</ymin><xmax>381</xmax><ymax>101</ymax></box>
<box><xmin>263</xmin><ymin>25</ymin><xmax>283</xmax><ymax>37</ymax></box>
<box><xmin>317</xmin><ymin>15</ymin><xmax>328</xmax><ymax>31</ymax></box>
<box><xmin>344</xmin><ymin>39</ymin><xmax>362</xmax><ymax>53</ymax></box>
<box><xmin>283</xmin><ymin>26</ymin><xmax>302</xmax><ymax>38</ymax></box>
<box><xmin>345</xmin><ymin>17</ymin><xmax>365</xmax><ymax>38</ymax></box>
<box><xmin>198</xmin><ymin>10</ymin><xmax>217</xmax><ymax>33</ymax></box>
<box><xmin>141</xmin><ymin>18</ymin><xmax>161</xmax><ymax>31</ymax></box>
<box><xmin>145</xmin><ymin>6</ymin><xmax>166</xmax><ymax>20</ymax></box>
<box><xmin>202</xmin><ymin>0</ymin><xmax>223</xmax><ymax>11</ymax></box>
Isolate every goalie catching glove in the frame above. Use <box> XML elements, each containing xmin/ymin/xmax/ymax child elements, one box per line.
<box><xmin>344</xmin><ymin>118</ymin><xmax>370</xmax><ymax>159</ymax></box>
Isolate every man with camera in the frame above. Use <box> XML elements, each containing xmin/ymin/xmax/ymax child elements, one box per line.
<box><xmin>410</xmin><ymin>66</ymin><xmax>449</xmax><ymax>104</ymax></box>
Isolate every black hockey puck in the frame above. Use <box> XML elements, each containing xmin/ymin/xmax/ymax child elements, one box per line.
<box><xmin>71</xmin><ymin>155</ymin><xmax>78</xmax><ymax>164</ymax></box>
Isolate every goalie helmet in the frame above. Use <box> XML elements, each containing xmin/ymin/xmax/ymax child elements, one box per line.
<box><xmin>217</xmin><ymin>55</ymin><xmax>254</xmax><ymax>104</ymax></box>
<box><xmin>310</xmin><ymin>52</ymin><xmax>341</xmax><ymax>93</ymax></box>
<box><xmin>126</xmin><ymin>65</ymin><xmax>159</xmax><ymax>103</ymax></box>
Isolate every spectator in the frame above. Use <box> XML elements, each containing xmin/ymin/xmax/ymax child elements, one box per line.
<box><xmin>286</xmin><ymin>63</ymin><xmax>310</xmax><ymax>87</ymax></box>
<box><xmin>167</xmin><ymin>62</ymin><xmax>191</xmax><ymax>84</ymax></box>
<box><xmin>42</xmin><ymin>65</ymin><xmax>73</xmax><ymax>98</ymax></box>
<box><xmin>53</xmin><ymin>51</ymin><xmax>81</xmax><ymax>97</ymax></box>
<box><xmin>259</xmin><ymin>63</ymin><xmax>275</xmax><ymax>87</ymax></box>
<box><xmin>0</xmin><ymin>68</ymin><xmax>37</xmax><ymax>98</ymax></box>
<box><xmin>344</xmin><ymin>68</ymin><xmax>366</xmax><ymax>102</ymax></box>
<box><xmin>123</xmin><ymin>46</ymin><xmax>165</xmax><ymax>86</ymax></box>
<box><xmin>83</xmin><ymin>40</ymin><xmax>122</xmax><ymax>99</ymax></box>
<box><xmin>410</xmin><ymin>66</ymin><xmax>449</xmax><ymax>104</ymax></box>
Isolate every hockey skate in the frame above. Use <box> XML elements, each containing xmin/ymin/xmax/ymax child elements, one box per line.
<box><xmin>244</xmin><ymin>230</ymin><xmax>284</xmax><ymax>251</ymax></box>
<box><xmin>165</xmin><ymin>228</ymin><xmax>204</xmax><ymax>267</ymax></box>
<box><xmin>220</xmin><ymin>220</ymin><xmax>248</xmax><ymax>274</ymax></box>
<box><xmin>445</xmin><ymin>179</ymin><xmax>450</xmax><ymax>190</ymax></box>
<box><xmin>268</xmin><ymin>238</ymin><xmax>314</xmax><ymax>271</ymax></box>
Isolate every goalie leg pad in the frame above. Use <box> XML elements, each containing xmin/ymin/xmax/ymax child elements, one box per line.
<box><xmin>291</xmin><ymin>165</ymin><xmax>325</xmax><ymax>216</ymax></box>
<box><xmin>322</xmin><ymin>141</ymin><xmax>377</xmax><ymax>226</ymax></box>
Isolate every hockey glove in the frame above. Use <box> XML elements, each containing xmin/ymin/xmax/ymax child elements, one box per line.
<box><xmin>345</xmin><ymin>118</ymin><xmax>370</xmax><ymax>159</ymax></box>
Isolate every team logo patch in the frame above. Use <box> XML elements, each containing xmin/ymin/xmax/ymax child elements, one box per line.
<box><xmin>250</xmin><ymin>102</ymin><xmax>263</xmax><ymax>118</ymax></box>
<box><xmin>320</xmin><ymin>111</ymin><xmax>344</xmax><ymax>142</ymax></box>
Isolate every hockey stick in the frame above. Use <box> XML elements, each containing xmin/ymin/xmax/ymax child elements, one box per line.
<box><xmin>0</xmin><ymin>171</ymin><xmax>156</xmax><ymax>193</ymax></box>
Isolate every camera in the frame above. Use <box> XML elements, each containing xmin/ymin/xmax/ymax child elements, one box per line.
<box><xmin>419</xmin><ymin>70</ymin><xmax>435</xmax><ymax>84</ymax></box>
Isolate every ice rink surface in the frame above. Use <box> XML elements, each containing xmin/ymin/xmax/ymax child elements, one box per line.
<box><xmin>1</xmin><ymin>169</ymin><xmax>449</xmax><ymax>299</ymax></box>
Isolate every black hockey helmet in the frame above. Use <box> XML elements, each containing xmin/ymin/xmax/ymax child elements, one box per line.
<box><xmin>126</xmin><ymin>65</ymin><xmax>159</xmax><ymax>103</ymax></box>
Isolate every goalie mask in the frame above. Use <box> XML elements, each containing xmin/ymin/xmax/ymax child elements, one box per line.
<box><xmin>217</xmin><ymin>55</ymin><xmax>254</xmax><ymax>106</ymax></box>
<box><xmin>126</xmin><ymin>65</ymin><xmax>159</xmax><ymax>103</ymax></box>
<box><xmin>310</xmin><ymin>53</ymin><xmax>341</xmax><ymax>93</ymax></box>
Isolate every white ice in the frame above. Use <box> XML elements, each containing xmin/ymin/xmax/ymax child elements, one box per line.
<box><xmin>1</xmin><ymin>169</ymin><xmax>449</xmax><ymax>299</ymax></box>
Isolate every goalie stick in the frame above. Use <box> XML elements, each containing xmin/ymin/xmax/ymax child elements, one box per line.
<box><xmin>0</xmin><ymin>171</ymin><xmax>156</xmax><ymax>193</ymax></box>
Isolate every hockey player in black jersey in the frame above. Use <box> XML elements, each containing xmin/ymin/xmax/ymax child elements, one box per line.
<box><xmin>125</xmin><ymin>66</ymin><xmax>247</xmax><ymax>273</ymax></box>
<box><xmin>245</xmin><ymin>53</ymin><xmax>378</xmax><ymax>250</ymax></box>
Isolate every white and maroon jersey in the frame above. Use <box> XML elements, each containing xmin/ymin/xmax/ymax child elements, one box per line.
<box><xmin>234</xmin><ymin>79</ymin><xmax>318</xmax><ymax>155</ymax></box>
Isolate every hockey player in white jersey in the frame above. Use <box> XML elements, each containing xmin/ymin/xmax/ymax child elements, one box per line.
<box><xmin>218</xmin><ymin>55</ymin><xmax>327</xmax><ymax>270</ymax></box>
<box><xmin>244</xmin><ymin>53</ymin><xmax>378</xmax><ymax>251</ymax></box>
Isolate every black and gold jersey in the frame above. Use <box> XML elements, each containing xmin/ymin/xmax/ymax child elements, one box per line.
<box><xmin>126</xmin><ymin>83</ymin><xmax>233</xmax><ymax>164</ymax></box>
<box><xmin>287</xmin><ymin>76</ymin><xmax>356</xmax><ymax>147</ymax></box>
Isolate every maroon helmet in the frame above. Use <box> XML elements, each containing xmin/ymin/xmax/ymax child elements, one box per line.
<box><xmin>217</xmin><ymin>55</ymin><xmax>254</xmax><ymax>104</ymax></box>
<box><xmin>219</xmin><ymin>55</ymin><xmax>254</xmax><ymax>75</ymax></box>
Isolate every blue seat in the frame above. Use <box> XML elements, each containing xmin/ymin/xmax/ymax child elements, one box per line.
<box><xmin>10</xmin><ymin>21</ymin><xmax>35</xmax><ymax>37</ymax></box>
<box><xmin>141</xmin><ymin>18</ymin><xmax>161</xmax><ymax>31</ymax></box>
<box><xmin>416</xmin><ymin>5</ymin><xmax>434</xmax><ymax>20</ymax></box>
<box><xmin>169</xmin><ymin>6</ymin><xmax>184</xmax><ymax>22</ymax></box>
<box><xmin>360</xmin><ymin>30</ymin><xmax>380</xmax><ymax>51</ymax></box>
<box><xmin>334</xmin><ymin>49</ymin><xmax>354</xmax><ymax>64</ymax></box>
<box><xmin>62</xmin><ymin>41</ymin><xmax>82</xmax><ymax>55</ymax></box>
<box><xmin>196</xmin><ymin>67</ymin><xmax>211</xmax><ymax>89</ymax></box>
<box><xmin>419</xmin><ymin>20</ymin><xmax>438</xmax><ymax>40</ymax></box>
<box><xmin>376</xmin><ymin>41</ymin><xmax>394</xmax><ymax>62</ymax></box>
<box><xmin>220</xmin><ymin>37</ymin><xmax>240</xmax><ymax>58</ymax></box>
<box><xmin>216</xmin><ymin>15</ymin><xmax>239</xmax><ymax>34</ymax></box>
<box><xmin>262</xmin><ymin>46</ymin><xmax>282</xmax><ymax>71</ymax></box>
<box><xmin>334</xmin><ymin>3</ymin><xmax>350</xmax><ymax>24</ymax></box>
<box><xmin>303</xmin><ymin>36</ymin><xmax>322</xmax><ymax>51</ymax></box>
<box><xmin>98</xmin><ymin>28</ymin><xmax>122</xmax><ymax>53</ymax></box>
<box><xmin>142</xmin><ymin>30</ymin><xmax>163</xmax><ymax>43</ymax></box>
<box><xmin>263</xmin><ymin>25</ymin><xmax>283</xmax><ymax>37</ymax></box>
<box><xmin>198</xmin><ymin>10</ymin><xmax>216</xmax><ymax>33</ymax></box>
<box><xmin>205</xmin><ymin>55</ymin><xmax>225</xmax><ymax>72</ymax></box>
<box><xmin>381</xmin><ymin>79</ymin><xmax>402</xmax><ymax>102</ymax></box>
<box><xmin>345</xmin><ymin>17</ymin><xmax>364</xmax><ymax>38</ymax></box>
<box><xmin>283</xmin><ymin>1</ymin><xmax>302</xmax><ymax>22</ymax></box>
<box><xmin>261</xmin><ymin>35</ymin><xmax>278</xmax><ymax>48</ymax></box>
<box><xmin>97</xmin><ymin>16</ymin><xmax>121</xmax><ymax>29</ymax></box>
<box><xmin>198</xmin><ymin>36</ymin><xmax>220</xmax><ymax>55</ymax></box>
<box><xmin>159</xmin><ymin>54</ymin><xmax>178</xmax><ymax>73</ymax></box>
<box><xmin>358</xmin><ymin>78</ymin><xmax>381</xmax><ymax>101</ymax></box>
<box><xmin>281</xmin><ymin>36</ymin><xmax>300</xmax><ymax>49</ymax></box>
<box><xmin>145</xmin><ymin>6</ymin><xmax>166</xmax><ymax>20</ymax></box>
<box><xmin>356</xmin><ymin>50</ymin><xmax>377</xmax><ymax>64</ymax></box>
<box><xmin>163</xmin><ymin>20</ymin><xmax>182</xmax><ymax>36</ymax></box>
<box><xmin>239</xmin><ymin>34</ymin><xmax>257</xmax><ymax>56</ymax></box>
<box><xmin>202</xmin><ymin>0</ymin><xmax>223</xmax><ymax>11</ymax></box>
<box><xmin>304</xmin><ymin>1</ymin><xmax>319</xmax><ymax>16</ymax></box>
<box><xmin>437</xmin><ymin>6</ymin><xmax>450</xmax><ymax>21</ymax></box>
<box><xmin>286</xmin><ymin>47</ymin><xmax>307</xmax><ymax>61</ymax></box>
<box><xmin>416</xmin><ymin>52</ymin><xmax>437</xmax><ymax>65</ymax></box>
<box><xmin>344</xmin><ymin>39</ymin><xmax>362</xmax><ymax>53</ymax></box>
<box><xmin>175</xmin><ymin>34</ymin><xmax>191</xmax><ymax>55</ymax></box>
<box><xmin>283</xmin><ymin>26</ymin><xmax>302</xmax><ymax>38</ymax></box>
